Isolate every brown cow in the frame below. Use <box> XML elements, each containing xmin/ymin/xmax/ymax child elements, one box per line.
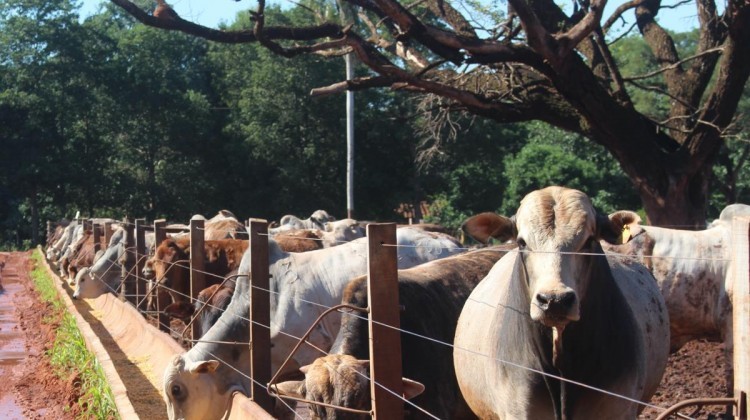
<box><xmin>144</xmin><ymin>237</ymin><xmax>248</xmax><ymax>306</ymax></box>
<box><xmin>273</xmin><ymin>229</ymin><xmax>325</xmax><ymax>252</ymax></box>
<box><xmin>64</xmin><ymin>230</ymin><xmax>98</xmax><ymax>285</ymax></box>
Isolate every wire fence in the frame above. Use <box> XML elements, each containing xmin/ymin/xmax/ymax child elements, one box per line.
<box><xmin>43</xmin><ymin>214</ymin><xmax>746</xmax><ymax>420</ymax></box>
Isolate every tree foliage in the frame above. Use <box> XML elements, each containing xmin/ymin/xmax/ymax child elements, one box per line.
<box><xmin>109</xmin><ymin>0</ymin><xmax>750</xmax><ymax>228</ymax></box>
<box><xmin>0</xmin><ymin>0</ymin><xmax>748</xmax><ymax>248</ymax></box>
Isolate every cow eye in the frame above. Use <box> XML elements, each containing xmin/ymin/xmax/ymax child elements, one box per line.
<box><xmin>171</xmin><ymin>384</ymin><xmax>186</xmax><ymax>401</ymax></box>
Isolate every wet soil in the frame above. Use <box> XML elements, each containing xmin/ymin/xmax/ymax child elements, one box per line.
<box><xmin>0</xmin><ymin>251</ymin><xmax>82</xmax><ymax>419</ymax></box>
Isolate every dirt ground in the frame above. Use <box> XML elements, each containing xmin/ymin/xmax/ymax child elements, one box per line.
<box><xmin>0</xmin><ymin>251</ymin><xmax>82</xmax><ymax>420</ymax></box>
<box><xmin>0</xmin><ymin>251</ymin><xmax>735</xmax><ymax>419</ymax></box>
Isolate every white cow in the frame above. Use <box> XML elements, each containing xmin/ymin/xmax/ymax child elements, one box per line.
<box><xmin>162</xmin><ymin>227</ymin><xmax>463</xmax><ymax>420</ymax></box>
<box><xmin>602</xmin><ymin>203</ymin><xmax>750</xmax><ymax>394</ymax></box>
<box><xmin>269</xmin><ymin>209</ymin><xmax>336</xmax><ymax>235</ymax></box>
<box><xmin>455</xmin><ymin>187</ymin><xmax>669</xmax><ymax>419</ymax></box>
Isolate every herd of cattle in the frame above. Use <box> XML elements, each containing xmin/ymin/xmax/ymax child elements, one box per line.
<box><xmin>42</xmin><ymin>186</ymin><xmax>748</xmax><ymax>420</ymax></box>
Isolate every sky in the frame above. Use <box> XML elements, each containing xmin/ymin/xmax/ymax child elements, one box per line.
<box><xmin>79</xmin><ymin>0</ymin><xmax>703</xmax><ymax>33</ymax></box>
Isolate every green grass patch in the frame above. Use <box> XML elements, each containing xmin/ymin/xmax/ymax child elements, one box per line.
<box><xmin>30</xmin><ymin>250</ymin><xmax>119</xmax><ymax>420</ymax></box>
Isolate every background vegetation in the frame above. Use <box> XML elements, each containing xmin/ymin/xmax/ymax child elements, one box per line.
<box><xmin>0</xmin><ymin>0</ymin><xmax>747</xmax><ymax>249</ymax></box>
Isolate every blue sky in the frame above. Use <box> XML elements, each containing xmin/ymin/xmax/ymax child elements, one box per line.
<box><xmin>79</xmin><ymin>0</ymin><xmax>701</xmax><ymax>33</ymax></box>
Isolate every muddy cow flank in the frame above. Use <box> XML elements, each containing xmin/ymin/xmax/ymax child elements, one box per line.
<box><xmin>455</xmin><ymin>186</ymin><xmax>669</xmax><ymax>419</ymax></box>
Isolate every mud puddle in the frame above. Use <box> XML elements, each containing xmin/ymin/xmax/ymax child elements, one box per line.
<box><xmin>0</xmin><ymin>266</ymin><xmax>30</xmax><ymax>419</ymax></box>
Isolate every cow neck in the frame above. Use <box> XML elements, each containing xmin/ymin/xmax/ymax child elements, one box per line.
<box><xmin>190</xmin><ymin>272</ymin><xmax>252</xmax><ymax>390</ymax></box>
<box><xmin>554</xmin><ymin>246</ymin><xmax>639</xmax><ymax>417</ymax></box>
<box><xmin>517</xmin><ymin>249</ymin><xmax>565</xmax><ymax>420</ymax></box>
<box><xmin>329</xmin><ymin>276</ymin><xmax>369</xmax><ymax>357</ymax></box>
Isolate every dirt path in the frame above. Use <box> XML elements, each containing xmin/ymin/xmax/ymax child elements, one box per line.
<box><xmin>0</xmin><ymin>252</ymin><xmax>81</xmax><ymax>420</ymax></box>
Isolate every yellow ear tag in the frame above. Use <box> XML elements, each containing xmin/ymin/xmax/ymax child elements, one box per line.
<box><xmin>620</xmin><ymin>225</ymin><xmax>631</xmax><ymax>244</ymax></box>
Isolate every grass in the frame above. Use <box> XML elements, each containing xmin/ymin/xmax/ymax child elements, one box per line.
<box><xmin>30</xmin><ymin>249</ymin><xmax>119</xmax><ymax>420</ymax></box>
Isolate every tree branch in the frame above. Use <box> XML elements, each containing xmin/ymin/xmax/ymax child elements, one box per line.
<box><xmin>109</xmin><ymin>0</ymin><xmax>342</xmax><ymax>44</ymax></box>
<box><xmin>625</xmin><ymin>47</ymin><xmax>724</xmax><ymax>81</ymax></box>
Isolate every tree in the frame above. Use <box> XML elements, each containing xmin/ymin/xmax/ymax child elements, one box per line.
<box><xmin>110</xmin><ymin>0</ymin><xmax>750</xmax><ymax>227</ymax></box>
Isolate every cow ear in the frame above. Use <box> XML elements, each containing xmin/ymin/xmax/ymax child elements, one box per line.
<box><xmin>608</xmin><ymin>210</ymin><xmax>643</xmax><ymax>243</ymax></box>
<box><xmin>187</xmin><ymin>360</ymin><xmax>220</xmax><ymax>375</ymax></box>
<box><xmin>461</xmin><ymin>212</ymin><xmax>516</xmax><ymax>245</ymax></box>
<box><xmin>273</xmin><ymin>381</ymin><xmax>306</xmax><ymax>399</ymax></box>
<box><xmin>597</xmin><ymin>211</ymin><xmax>640</xmax><ymax>244</ymax></box>
<box><xmin>402</xmin><ymin>378</ymin><xmax>425</xmax><ymax>400</ymax></box>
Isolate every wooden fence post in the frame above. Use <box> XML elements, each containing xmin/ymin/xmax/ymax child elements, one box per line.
<box><xmin>103</xmin><ymin>221</ymin><xmax>113</xmax><ymax>247</ymax></box>
<box><xmin>248</xmin><ymin>219</ymin><xmax>273</xmax><ymax>412</ymax></box>
<box><xmin>93</xmin><ymin>222</ymin><xmax>102</xmax><ymax>254</ymax></box>
<box><xmin>733</xmin><ymin>216</ymin><xmax>749</xmax><ymax>419</ymax></box>
<box><xmin>190</xmin><ymin>216</ymin><xmax>206</xmax><ymax>342</ymax></box>
<box><xmin>135</xmin><ymin>219</ymin><xmax>147</xmax><ymax>311</ymax></box>
<box><xmin>121</xmin><ymin>217</ymin><xmax>136</xmax><ymax>305</ymax></box>
<box><xmin>367</xmin><ymin>223</ymin><xmax>403</xmax><ymax>420</ymax></box>
<box><xmin>153</xmin><ymin>219</ymin><xmax>169</xmax><ymax>332</ymax></box>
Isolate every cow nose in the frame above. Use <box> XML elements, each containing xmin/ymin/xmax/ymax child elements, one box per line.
<box><xmin>535</xmin><ymin>291</ymin><xmax>576</xmax><ymax>316</ymax></box>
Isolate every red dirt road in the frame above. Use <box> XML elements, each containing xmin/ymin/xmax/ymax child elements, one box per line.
<box><xmin>0</xmin><ymin>252</ymin><xmax>81</xmax><ymax>420</ymax></box>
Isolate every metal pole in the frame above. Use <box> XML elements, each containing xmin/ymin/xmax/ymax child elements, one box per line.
<box><xmin>346</xmin><ymin>52</ymin><xmax>355</xmax><ymax>219</ymax></box>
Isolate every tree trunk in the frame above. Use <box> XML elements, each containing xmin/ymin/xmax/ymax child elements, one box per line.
<box><xmin>638</xmin><ymin>167</ymin><xmax>711</xmax><ymax>229</ymax></box>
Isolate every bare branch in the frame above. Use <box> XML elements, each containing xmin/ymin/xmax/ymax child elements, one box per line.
<box><xmin>108</xmin><ymin>0</ymin><xmax>342</xmax><ymax>44</ymax></box>
<box><xmin>625</xmin><ymin>47</ymin><xmax>724</xmax><ymax>81</ymax></box>
<box><xmin>310</xmin><ymin>76</ymin><xmax>396</xmax><ymax>96</ymax></box>
<box><xmin>603</xmin><ymin>0</ymin><xmax>645</xmax><ymax>33</ymax></box>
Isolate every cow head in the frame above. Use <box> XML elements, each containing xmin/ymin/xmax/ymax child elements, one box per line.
<box><xmin>163</xmin><ymin>355</ymin><xmax>229</xmax><ymax>420</ymax></box>
<box><xmin>147</xmin><ymin>238</ymin><xmax>190</xmax><ymax>303</ymax></box>
<box><xmin>462</xmin><ymin>187</ymin><xmax>628</xmax><ymax>329</ymax></box>
<box><xmin>73</xmin><ymin>267</ymin><xmax>103</xmax><ymax>300</ymax></box>
<box><xmin>274</xmin><ymin>354</ymin><xmax>424</xmax><ymax>420</ymax></box>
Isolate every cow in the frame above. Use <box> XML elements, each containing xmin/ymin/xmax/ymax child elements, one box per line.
<box><xmin>272</xmin><ymin>219</ymin><xmax>366</xmax><ymax>251</ymax></box>
<box><xmin>196</xmin><ymin>210</ymin><xmax>248</xmax><ymax>240</ymax></box>
<box><xmin>274</xmin><ymin>247</ymin><xmax>511</xmax><ymax>419</ymax></box>
<box><xmin>144</xmin><ymin>237</ymin><xmax>248</xmax><ymax>306</ymax></box>
<box><xmin>163</xmin><ymin>275</ymin><xmax>237</xmax><ymax>340</ymax></box>
<box><xmin>65</xmin><ymin>229</ymin><xmax>97</xmax><ymax>285</ymax></box>
<box><xmin>454</xmin><ymin>186</ymin><xmax>669</xmax><ymax>419</ymax></box>
<box><xmin>322</xmin><ymin>218</ymin><xmax>366</xmax><ymax>245</ymax></box>
<box><xmin>161</xmin><ymin>227</ymin><xmax>464</xmax><ymax>420</ymax></box>
<box><xmin>161</xmin><ymin>221</ymin><xmax>367</xmax><ymax>332</ymax></box>
<box><xmin>47</xmin><ymin>221</ymin><xmax>81</xmax><ymax>264</ymax></box>
<box><xmin>273</xmin><ymin>229</ymin><xmax>326</xmax><ymax>253</ymax></box>
<box><xmin>73</xmin><ymin>227</ymin><xmax>128</xmax><ymax>299</ymax></box>
<box><xmin>45</xmin><ymin>220</ymin><xmax>70</xmax><ymax>253</ymax></box>
<box><xmin>601</xmin><ymin>203</ymin><xmax>750</xmax><ymax>395</ymax></box>
<box><xmin>269</xmin><ymin>210</ymin><xmax>336</xmax><ymax>234</ymax></box>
